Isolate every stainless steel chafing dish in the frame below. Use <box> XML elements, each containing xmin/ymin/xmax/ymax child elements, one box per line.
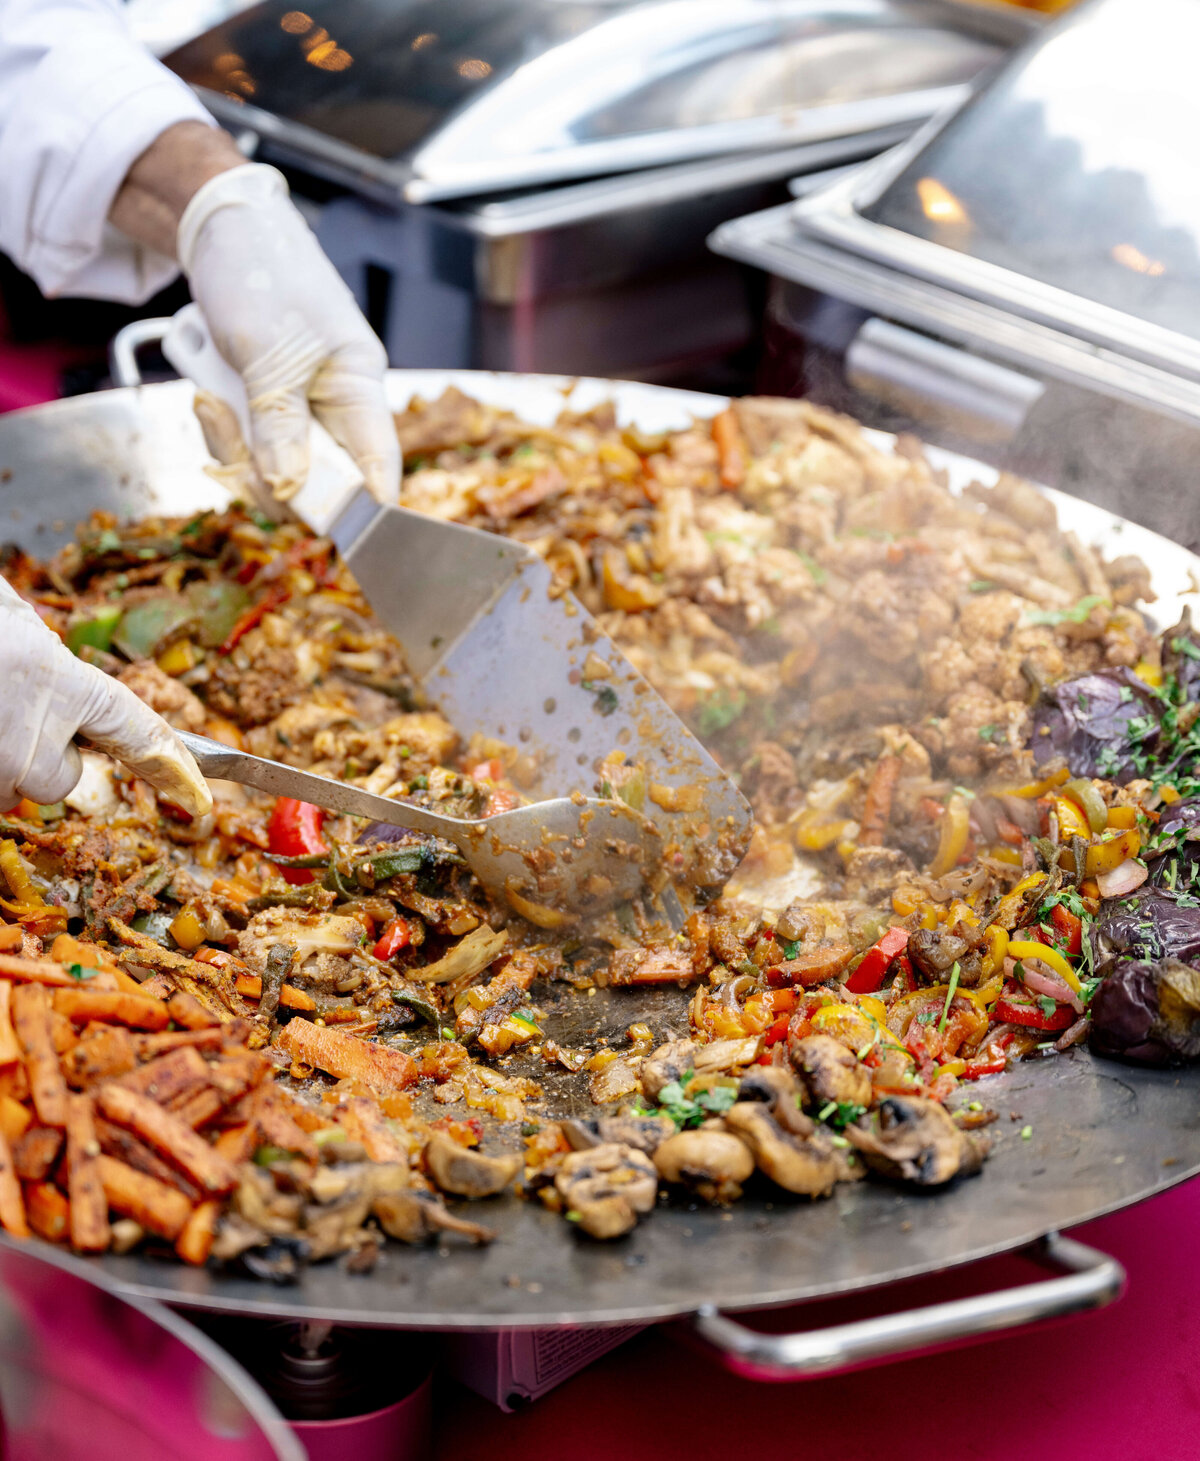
<box><xmin>711</xmin><ymin>0</ymin><xmax>1200</xmax><ymax>546</ymax></box>
<box><xmin>143</xmin><ymin>0</ymin><xmax>1032</xmax><ymax>383</ymax></box>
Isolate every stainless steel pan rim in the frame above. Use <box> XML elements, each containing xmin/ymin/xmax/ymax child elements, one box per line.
<box><xmin>0</xmin><ymin>363</ymin><xmax>1195</xmax><ymax>1367</ymax></box>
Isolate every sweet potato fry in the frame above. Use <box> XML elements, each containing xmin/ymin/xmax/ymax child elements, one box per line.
<box><xmin>24</xmin><ymin>1180</ymin><xmax>68</xmax><ymax>1242</ymax></box>
<box><xmin>0</xmin><ymin>1093</ymin><xmax>30</xmax><ymax>1146</ymax></box>
<box><xmin>0</xmin><ymin>982</ymin><xmax>20</xmax><ymax>1065</ymax></box>
<box><xmin>337</xmin><ymin>1096</ymin><xmax>409</xmax><ymax>1164</ymax></box>
<box><xmin>94</xmin><ymin>1117</ymin><xmax>199</xmax><ymax>1199</ymax></box>
<box><xmin>13</xmin><ymin>1124</ymin><xmax>63</xmax><ymax>1182</ymax></box>
<box><xmin>137</xmin><ymin>974</ymin><xmax>177</xmax><ymax>1002</ymax></box>
<box><xmin>96</xmin><ymin>1085</ymin><xmax>237</xmax><ymax>1195</ymax></box>
<box><xmin>96</xmin><ymin>1155</ymin><xmax>191</xmax><ymax>1240</ymax></box>
<box><xmin>0</xmin><ymin>1064</ymin><xmax>29</xmax><ymax>1103</ymax></box>
<box><xmin>132</xmin><ymin>1028</ymin><xmax>229</xmax><ymax>1060</ymax></box>
<box><xmin>0</xmin><ymin>1126</ymin><xmax>28</xmax><ymax>1237</ymax></box>
<box><xmin>279</xmin><ymin>1019</ymin><xmax>416</xmax><ymax>1092</ymax></box>
<box><xmin>66</xmin><ymin>1094</ymin><xmax>109</xmax><ymax>1253</ymax></box>
<box><xmin>234</xmin><ymin>973</ymin><xmax>317</xmax><ymax>1013</ymax></box>
<box><xmin>0</xmin><ymin>954</ymin><xmax>108</xmax><ymax>988</ymax></box>
<box><xmin>13</xmin><ymin>983</ymin><xmax>67</xmax><ymax>1126</ymax></box>
<box><xmin>176</xmin><ymin>1124</ymin><xmax>255</xmax><ymax>1265</ymax></box>
<box><xmin>170</xmin><ymin>1088</ymin><xmax>224</xmax><ymax>1130</ymax></box>
<box><xmin>253</xmin><ymin>1087</ymin><xmax>318</xmax><ymax>1161</ymax></box>
<box><xmin>118</xmin><ymin>1046</ymin><xmax>210</xmax><ymax>1106</ymax></box>
<box><xmin>0</xmin><ymin>925</ymin><xmax>23</xmax><ymax>953</ymax></box>
<box><xmin>53</xmin><ymin>988</ymin><xmax>169</xmax><ymax>1031</ymax></box>
<box><xmin>167</xmin><ymin>991</ymin><xmax>220</xmax><ymax>1030</ymax></box>
<box><xmin>49</xmin><ymin>1010</ymin><xmax>78</xmax><ymax>1054</ymax></box>
<box><xmin>62</xmin><ymin>1026</ymin><xmax>137</xmax><ymax>1088</ymax></box>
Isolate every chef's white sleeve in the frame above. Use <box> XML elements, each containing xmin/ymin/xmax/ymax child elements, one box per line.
<box><xmin>0</xmin><ymin>0</ymin><xmax>214</xmax><ymax>303</ymax></box>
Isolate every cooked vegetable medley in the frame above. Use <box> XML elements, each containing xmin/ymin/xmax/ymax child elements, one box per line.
<box><xmin>0</xmin><ymin>388</ymin><xmax>1191</xmax><ymax>1268</ymax></box>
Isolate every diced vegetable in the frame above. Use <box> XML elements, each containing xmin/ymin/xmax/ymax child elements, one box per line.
<box><xmin>930</xmin><ymin>793</ymin><xmax>971</xmax><ymax>877</ymax></box>
<box><xmin>993</xmin><ymin>983</ymin><xmax>1076</xmax><ymax>1031</ymax></box>
<box><xmin>268</xmin><ymin>799</ymin><xmax>328</xmax><ymax>886</ymax></box>
<box><xmin>1085</xmin><ymin>829</ymin><xmax>1141</xmax><ymax>876</ymax></box>
<box><xmin>373</xmin><ymin>918</ymin><xmax>412</xmax><ymax>961</ymax></box>
<box><xmin>185</xmin><ymin>578</ymin><xmax>252</xmax><ymax>648</ymax></box>
<box><xmin>65</xmin><ymin>605</ymin><xmax>122</xmax><ymax>655</ymax></box>
<box><xmin>1008</xmin><ymin>939</ymin><xmax>1082</xmax><ymax>995</ymax></box>
<box><xmin>113</xmin><ymin>596</ymin><xmax>197</xmax><ymax>660</ymax></box>
<box><xmin>844</xmin><ymin>927</ymin><xmax>909</xmax><ymax>994</ymax></box>
<box><xmin>1062</xmin><ymin>778</ymin><xmax>1109</xmax><ymax>834</ymax></box>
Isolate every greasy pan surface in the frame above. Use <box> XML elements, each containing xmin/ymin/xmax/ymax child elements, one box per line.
<box><xmin>0</xmin><ymin>373</ymin><xmax>1196</xmax><ymax>1327</ymax></box>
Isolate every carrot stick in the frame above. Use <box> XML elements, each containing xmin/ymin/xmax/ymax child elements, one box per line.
<box><xmin>96</xmin><ymin>1155</ymin><xmax>192</xmax><ymax>1240</ymax></box>
<box><xmin>24</xmin><ymin>1180</ymin><xmax>68</xmax><ymax>1242</ymax></box>
<box><xmin>0</xmin><ymin>954</ymin><xmax>117</xmax><ymax>989</ymax></box>
<box><xmin>253</xmin><ymin>1087</ymin><xmax>318</xmax><ymax>1161</ymax></box>
<box><xmin>62</xmin><ymin>1027</ymin><xmax>137</xmax><ymax>1088</ymax></box>
<box><xmin>0</xmin><ymin>1094</ymin><xmax>29</xmax><ymax>1146</ymax></box>
<box><xmin>0</xmin><ymin>983</ymin><xmax>20</xmax><ymax>1065</ymax></box>
<box><xmin>132</xmin><ymin>1028</ymin><xmax>231</xmax><ymax>1060</ymax></box>
<box><xmin>0</xmin><ymin>925</ymin><xmax>23</xmax><ymax>953</ymax></box>
<box><xmin>279</xmin><ymin>1019</ymin><xmax>416</xmax><ymax>1092</ymax></box>
<box><xmin>12</xmin><ymin>984</ymin><xmax>67</xmax><ymax>1126</ymax></box>
<box><xmin>166</xmin><ymin>991</ymin><xmax>220</xmax><ymax>1030</ymax></box>
<box><xmin>0</xmin><ymin>1125</ymin><xmax>29</xmax><ymax>1237</ymax></box>
<box><xmin>94</xmin><ymin>1118</ymin><xmax>199</xmax><ymax>1199</ymax></box>
<box><xmin>711</xmin><ymin>407</ymin><xmax>747</xmax><ymax>490</ymax></box>
<box><xmin>337</xmin><ymin>1095</ymin><xmax>408</xmax><ymax>1164</ymax></box>
<box><xmin>96</xmin><ymin>1085</ymin><xmax>237</xmax><ymax>1195</ymax></box>
<box><xmin>175</xmin><ymin>1124</ymin><xmax>254</xmax><ymax>1266</ymax></box>
<box><xmin>118</xmin><ymin>1047</ymin><xmax>211</xmax><ymax>1105</ymax></box>
<box><xmin>65</xmin><ymin>1094</ymin><xmax>109</xmax><ymax>1253</ymax></box>
<box><xmin>52</xmin><ymin>989</ymin><xmax>169</xmax><ymax>1031</ymax></box>
<box><xmin>12</xmin><ymin>1125</ymin><xmax>63</xmax><ymax>1182</ymax></box>
<box><xmin>234</xmin><ymin>973</ymin><xmax>317</xmax><ymax>1012</ymax></box>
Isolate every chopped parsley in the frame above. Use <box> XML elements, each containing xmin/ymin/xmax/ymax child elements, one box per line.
<box><xmin>969</xmin><ymin>579</ymin><xmax>996</xmax><ymax>593</ymax></box>
<box><xmin>696</xmin><ymin>687</ymin><xmax>747</xmax><ymax>738</ymax></box>
<box><xmin>1171</xmin><ymin>636</ymin><xmax>1200</xmax><ymax>662</ymax></box>
<box><xmin>781</xmin><ymin>940</ymin><xmax>800</xmax><ymax>961</ymax></box>
<box><xmin>647</xmin><ymin>1076</ymin><xmax>739</xmax><ymax>1130</ymax></box>
<box><xmin>1036</xmin><ymin>995</ymin><xmax>1058</xmax><ymax>1019</ymax></box>
<box><xmin>816</xmin><ymin>1099</ymin><xmax>867</xmax><ymax>1129</ymax></box>
<box><xmin>67</xmin><ymin>963</ymin><xmax>97</xmax><ymax>982</ymax></box>
<box><xmin>582</xmin><ymin>681</ymin><xmax>619</xmax><ymax>717</ymax></box>
<box><xmin>1025</xmin><ymin>594</ymin><xmax>1110</xmax><ymax>627</ymax></box>
<box><xmin>937</xmin><ymin>962</ymin><xmax>961</xmax><ymax>1035</ymax></box>
<box><xmin>978</xmin><ymin>724</ymin><xmax>998</xmax><ymax>743</ymax></box>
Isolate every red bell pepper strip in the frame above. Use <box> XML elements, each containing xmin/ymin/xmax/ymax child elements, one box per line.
<box><xmin>993</xmin><ymin>982</ymin><xmax>1075</xmax><ymax>1031</ymax></box>
<box><xmin>373</xmin><ymin>917</ymin><xmax>412</xmax><ymax>962</ymax></box>
<box><xmin>267</xmin><ymin>798</ymin><xmax>327</xmax><ymax>885</ymax></box>
<box><xmin>893</xmin><ymin>954</ymin><xmax>918</xmax><ymax>994</ymax></box>
<box><xmin>1050</xmin><ymin>903</ymin><xmax>1084</xmax><ymax>958</ymax></box>
<box><xmin>763</xmin><ymin>1014</ymin><xmax>790</xmax><ymax>1047</ymax></box>
<box><xmin>220</xmin><ymin>584</ymin><xmax>289</xmax><ymax>655</ymax></box>
<box><xmin>845</xmin><ymin>926</ymin><xmax>909</xmax><ymax>994</ymax></box>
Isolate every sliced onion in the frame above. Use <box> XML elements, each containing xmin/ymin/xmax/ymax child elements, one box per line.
<box><xmin>1008</xmin><ymin>956</ymin><xmax>1085</xmax><ymax>1014</ymax></box>
<box><xmin>1095</xmin><ymin>857</ymin><xmax>1148</xmax><ymax>899</ymax></box>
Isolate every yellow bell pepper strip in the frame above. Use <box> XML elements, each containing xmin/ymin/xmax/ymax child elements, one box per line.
<box><xmin>997</xmin><ymin>767</ymin><xmax>1070</xmax><ymax>799</ymax></box>
<box><xmin>990</xmin><ymin>872</ymin><xmax>1047</xmax><ymax>931</ymax></box>
<box><xmin>930</xmin><ymin>794</ymin><xmax>971</xmax><ymax>877</ymax></box>
<box><xmin>982</xmin><ymin>925</ymin><xmax>1009</xmax><ymax>978</ymax></box>
<box><xmin>1052</xmin><ymin>794</ymin><xmax>1091</xmax><ymax>842</ymax></box>
<box><xmin>793</xmin><ymin>809</ymin><xmax>855</xmax><ymax>852</ymax></box>
<box><xmin>1008</xmin><ymin>939</ymin><xmax>1083</xmax><ymax>996</ymax></box>
<box><xmin>1085</xmin><ymin>828</ymin><xmax>1141</xmax><ymax>876</ymax></box>
<box><xmin>1062</xmin><ymin>778</ymin><xmax>1108</xmax><ymax>834</ymax></box>
<box><xmin>0</xmin><ymin>842</ymin><xmax>40</xmax><ymax>906</ymax></box>
<box><xmin>1158</xmin><ymin>785</ymin><xmax>1181</xmax><ymax>806</ymax></box>
<box><xmin>1106</xmin><ymin>805</ymin><xmax>1140</xmax><ymax>830</ymax></box>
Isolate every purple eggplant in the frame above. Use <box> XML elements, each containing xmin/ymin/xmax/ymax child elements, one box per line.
<box><xmin>1089</xmin><ymin>958</ymin><xmax>1200</xmax><ymax>1065</ymax></box>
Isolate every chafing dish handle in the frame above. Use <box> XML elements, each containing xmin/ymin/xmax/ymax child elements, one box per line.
<box><xmin>684</xmin><ymin>1232</ymin><xmax>1122</xmax><ymax>1381</ymax></box>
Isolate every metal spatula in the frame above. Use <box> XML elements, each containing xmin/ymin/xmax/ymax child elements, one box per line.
<box><xmin>161</xmin><ymin>307</ymin><xmax>752</xmax><ymax>916</ymax></box>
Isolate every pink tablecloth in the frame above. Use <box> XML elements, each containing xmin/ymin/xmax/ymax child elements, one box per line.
<box><xmin>435</xmin><ymin>1176</ymin><xmax>1200</xmax><ymax>1460</ymax></box>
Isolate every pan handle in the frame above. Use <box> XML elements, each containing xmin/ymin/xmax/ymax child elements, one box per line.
<box><xmin>684</xmin><ymin>1232</ymin><xmax>1123</xmax><ymax>1381</ymax></box>
<box><xmin>109</xmin><ymin>317</ymin><xmax>172</xmax><ymax>390</ymax></box>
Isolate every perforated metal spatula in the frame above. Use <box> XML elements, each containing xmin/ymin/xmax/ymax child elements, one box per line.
<box><xmin>161</xmin><ymin>307</ymin><xmax>752</xmax><ymax>918</ymax></box>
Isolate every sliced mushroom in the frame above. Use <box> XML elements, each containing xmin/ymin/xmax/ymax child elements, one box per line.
<box><xmin>693</xmin><ymin>1037</ymin><xmax>762</xmax><ymax>1074</ymax></box>
<box><xmin>424</xmin><ymin>1133</ymin><xmax>520</xmax><ymax>1198</ymax></box>
<box><xmin>554</xmin><ymin>1142</ymin><xmax>658</xmax><ymax>1239</ymax></box>
<box><xmin>596</xmin><ymin>1114</ymin><xmax>676</xmax><ymax>1154</ymax></box>
<box><xmin>653</xmin><ymin>1127</ymin><xmax>754</xmax><ymax>1203</ymax></box>
<box><xmin>372</xmin><ymin>1188</ymin><xmax>496</xmax><ymax>1245</ymax></box>
<box><xmin>789</xmin><ymin>1033</ymin><xmax>872</xmax><ymax>1112</ymax></box>
<box><xmin>844</xmin><ymin>1095</ymin><xmax>989</xmax><ymax>1186</ymax></box>
<box><xmin>640</xmin><ymin>1039</ymin><xmax>697</xmax><ymax>1101</ymax></box>
<box><xmin>723</xmin><ymin>1101</ymin><xmax>844</xmax><ymax>1198</ymax></box>
<box><xmin>736</xmin><ymin>1064</ymin><xmax>812</xmax><ymax>1136</ymax></box>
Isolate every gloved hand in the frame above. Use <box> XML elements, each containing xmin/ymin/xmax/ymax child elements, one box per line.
<box><xmin>0</xmin><ymin>580</ymin><xmax>212</xmax><ymax>819</ymax></box>
<box><xmin>178</xmin><ymin>163</ymin><xmax>399</xmax><ymax>507</ymax></box>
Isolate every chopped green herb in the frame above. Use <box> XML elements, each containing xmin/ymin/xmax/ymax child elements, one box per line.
<box><xmin>781</xmin><ymin>940</ymin><xmax>800</xmax><ymax>961</ymax></box>
<box><xmin>969</xmin><ymin>579</ymin><xmax>996</xmax><ymax>593</ymax></box>
<box><xmin>978</xmin><ymin>724</ymin><xmax>997</xmax><ymax>743</ymax></box>
<box><xmin>67</xmin><ymin>963</ymin><xmax>97</xmax><ymax>982</ymax></box>
<box><xmin>1020</xmin><ymin>1125</ymin><xmax>1033</xmax><ymax>1140</ymax></box>
<box><xmin>1036</xmin><ymin>995</ymin><xmax>1058</xmax><ymax>1019</ymax></box>
<box><xmin>1025</xmin><ymin>594</ymin><xmax>1110</xmax><ymax>627</ymax></box>
<box><xmin>937</xmin><ymin>962</ymin><xmax>961</xmax><ymax>1035</ymax></box>
<box><xmin>1171</xmin><ymin>636</ymin><xmax>1200</xmax><ymax>662</ymax></box>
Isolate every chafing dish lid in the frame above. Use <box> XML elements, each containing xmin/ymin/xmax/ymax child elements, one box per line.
<box><xmin>784</xmin><ymin>0</ymin><xmax>1200</xmax><ymax>377</ymax></box>
<box><xmin>162</xmin><ymin>0</ymin><xmax>1027</xmax><ymax>202</ymax></box>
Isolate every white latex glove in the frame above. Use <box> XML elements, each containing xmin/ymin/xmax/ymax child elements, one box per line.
<box><xmin>178</xmin><ymin>163</ymin><xmax>398</xmax><ymax>506</ymax></box>
<box><xmin>0</xmin><ymin>580</ymin><xmax>212</xmax><ymax>819</ymax></box>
